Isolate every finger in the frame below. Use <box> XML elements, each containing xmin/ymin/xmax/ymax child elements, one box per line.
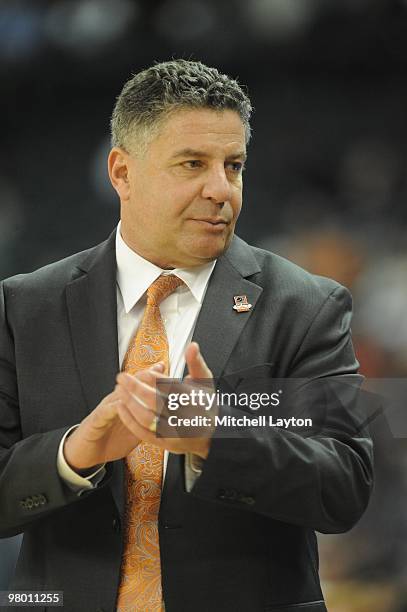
<box><xmin>99</xmin><ymin>388</ymin><xmax>122</xmax><ymax>404</ymax></box>
<box><xmin>136</xmin><ymin>368</ymin><xmax>169</xmax><ymax>391</ymax></box>
<box><xmin>124</xmin><ymin>389</ymin><xmax>149</xmax><ymax>410</ymax></box>
<box><xmin>118</xmin><ymin>372</ymin><xmax>171</xmax><ymax>411</ymax></box>
<box><xmin>185</xmin><ymin>342</ymin><xmax>212</xmax><ymax>379</ymax></box>
<box><xmin>116</xmin><ymin>372</ymin><xmax>158</xmax><ymax>406</ymax></box>
<box><xmin>117</xmin><ymin>400</ymin><xmax>163</xmax><ymax>446</ymax></box>
<box><xmin>117</xmin><ymin>366</ymin><xmax>167</xmax><ymax>390</ymax></box>
<box><xmin>89</xmin><ymin>398</ymin><xmax>123</xmax><ymax>430</ymax></box>
<box><xmin>115</xmin><ymin>382</ymin><xmax>165</xmax><ymax>430</ymax></box>
<box><xmin>136</xmin><ymin>362</ymin><xmax>166</xmax><ymax>381</ymax></box>
<box><xmin>116</xmin><ymin>377</ymin><xmax>169</xmax><ymax>423</ymax></box>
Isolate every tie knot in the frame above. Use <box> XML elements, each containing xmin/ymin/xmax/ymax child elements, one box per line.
<box><xmin>147</xmin><ymin>275</ymin><xmax>184</xmax><ymax>306</ymax></box>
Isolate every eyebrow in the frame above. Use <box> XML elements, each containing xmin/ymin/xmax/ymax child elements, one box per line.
<box><xmin>172</xmin><ymin>148</ymin><xmax>247</xmax><ymax>162</ymax></box>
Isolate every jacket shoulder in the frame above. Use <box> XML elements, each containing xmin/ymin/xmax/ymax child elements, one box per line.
<box><xmin>248</xmin><ymin>242</ymin><xmax>347</xmax><ymax>302</ymax></box>
<box><xmin>2</xmin><ymin>234</ymin><xmax>115</xmax><ymax>296</ymax></box>
<box><xmin>229</xmin><ymin>241</ymin><xmax>352</xmax><ymax>337</ymax></box>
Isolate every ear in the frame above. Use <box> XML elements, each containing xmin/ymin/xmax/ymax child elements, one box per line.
<box><xmin>108</xmin><ymin>147</ymin><xmax>132</xmax><ymax>202</ymax></box>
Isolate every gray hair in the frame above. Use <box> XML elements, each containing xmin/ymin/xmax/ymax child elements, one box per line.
<box><xmin>110</xmin><ymin>59</ymin><xmax>252</xmax><ymax>155</ymax></box>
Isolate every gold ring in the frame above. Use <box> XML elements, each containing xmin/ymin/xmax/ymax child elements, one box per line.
<box><xmin>149</xmin><ymin>416</ymin><xmax>158</xmax><ymax>433</ymax></box>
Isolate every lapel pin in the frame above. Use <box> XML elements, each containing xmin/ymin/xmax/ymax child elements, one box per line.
<box><xmin>233</xmin><ymin>295</ymin><xmax>252</xmax><ymax>312</ymax></box>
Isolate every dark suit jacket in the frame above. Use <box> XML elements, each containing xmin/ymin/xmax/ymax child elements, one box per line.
<box><xmin>0</xmin><ymin>231</ymin><xmax>373</xmax><ymax>612</ymax></box>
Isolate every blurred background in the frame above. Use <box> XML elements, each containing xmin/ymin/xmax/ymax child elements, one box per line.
<box><xmin>1</xmin><ymin>0</ymin><xmax>407</xmax><ymax>609</ymax></box>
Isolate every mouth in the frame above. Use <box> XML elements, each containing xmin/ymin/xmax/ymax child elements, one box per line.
<box><xmin>191</xmin><ymin>217</ymin><xmax>229</xmax><ymax>229</ymax></box>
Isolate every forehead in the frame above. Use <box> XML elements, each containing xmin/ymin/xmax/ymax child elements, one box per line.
<box><xmin>151</xmin><ymin>108</ymin><xmax>246</xmax><ymax>156</ymax></box>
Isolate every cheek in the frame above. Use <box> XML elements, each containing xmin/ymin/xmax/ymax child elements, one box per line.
<box><xmin>231</xmin><ymin>191</ymin><xmax>243</xmax><ymax>218</ymax></box>
<box><xmin>167</xmin><ymin>185</ymin><xmax>200</xmax><ymax>216</ymax></box>
<box><xmin>129</xmin><ymin>180</ymin><xmax>167</xmax><ymax>220</ymax></box>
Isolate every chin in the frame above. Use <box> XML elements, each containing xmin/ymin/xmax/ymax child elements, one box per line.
<box><xmin>178</xmin><ymin>232</ymin><xmax>233</xmax><ymax>265</ymax></box>
<box><xmin>188</xmin><ymin>240</ymin><xmax>230</xmax><ymax>263</ymax></box>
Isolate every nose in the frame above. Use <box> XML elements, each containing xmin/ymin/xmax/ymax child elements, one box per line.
<box><xmin>201</xmin><ymin>167</ymin><xmax>233</xmax><ymax>204</ymax></box>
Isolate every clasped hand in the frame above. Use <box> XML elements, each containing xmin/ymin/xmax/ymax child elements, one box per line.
<box><xmin>63</xmin><ymin>342</ymin><xmax>215</xmax><ymax>472</ymax></box>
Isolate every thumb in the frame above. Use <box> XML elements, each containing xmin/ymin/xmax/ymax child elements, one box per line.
<box><xmin>185</xmin><ymin>342</ymin><xmax>212</xmax><ymax>380</ymax></box>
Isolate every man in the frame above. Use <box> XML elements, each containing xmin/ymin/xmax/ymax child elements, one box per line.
<box><xmin>0</xmin><ymin>60</ymin><xmax>373</xmax><ymax>612</ymax></box>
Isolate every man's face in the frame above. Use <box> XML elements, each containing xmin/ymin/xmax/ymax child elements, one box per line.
<box><xmin>110</xmin><ymin>108</ymin><xmax>246</xmax><ymax>268</ymax></box>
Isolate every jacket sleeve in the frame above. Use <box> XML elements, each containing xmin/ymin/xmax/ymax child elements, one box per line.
<box><xmin>190</xmin><ymin>285</ymin><xmax>374</xmax><ymax>534</ymax></box>
<box><xmin>0</xmin><ymin>281</ymin><xmax>112</xmax><ymax>538</ymax></box>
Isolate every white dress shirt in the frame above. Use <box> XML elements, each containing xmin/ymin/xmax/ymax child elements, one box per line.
<box><xmin>57</xmin><ymin>222</ymin><xmax>216</xmax><ymax>493</ymax></box>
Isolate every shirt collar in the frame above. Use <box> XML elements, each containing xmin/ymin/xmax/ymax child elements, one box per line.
<box><xmin>115</xmin><ymin>221</ymin><xmax>217</xmax><ymax>314</ymax></box>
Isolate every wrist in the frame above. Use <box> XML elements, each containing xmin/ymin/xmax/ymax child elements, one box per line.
<box><xmin>63</xmin><ymin>433</ymin><xmax>90</xmax><ymax>472</ymax></box>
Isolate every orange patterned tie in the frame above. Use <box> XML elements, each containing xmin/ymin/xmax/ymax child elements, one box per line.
<box><xmin>116</xmin><ymin>274</ymin><xmax>184</xmax><ymax>612</ymax></box>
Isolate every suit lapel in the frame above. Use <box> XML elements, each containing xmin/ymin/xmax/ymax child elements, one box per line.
<box><xmin>66</xmin><ymin>233</ymin><xmax>119</xmax><ymax>414</ymax></box>
<box><xmin>65</xmin><ymin>231</ymin><xmax>125</xmax><ymax>517</ymax></box>
<box><xmin>164</xmin><ymin>237</ymin><xmax>263</xmax><ymax>503</ymax></box>
<box><xmin>190</xmin><ymin>236</ymin><xmax>263</xmax><ymax>378</ymax></box>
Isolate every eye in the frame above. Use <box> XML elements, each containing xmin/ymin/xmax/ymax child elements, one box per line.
<box><xmin>182</xmin><ymin>160</ymin><xmax>203</xmax><ymax>169</ymax></box>
<box><xmin>226</xmin><ymin>161</ymin><xmax>245</xmax><ymax>173</ymax></box>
